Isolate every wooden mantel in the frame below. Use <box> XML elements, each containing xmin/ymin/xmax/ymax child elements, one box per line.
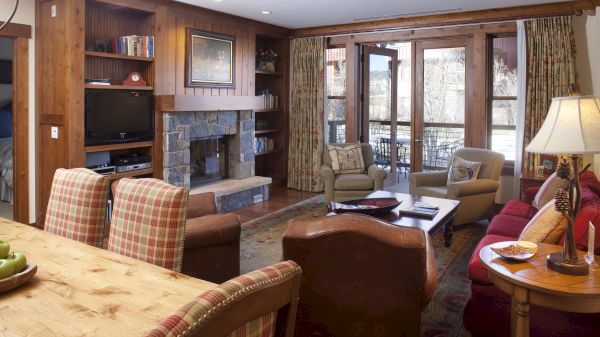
<box><xmin>156</xmin><ymin>95</ymin><xmax>264</xmax><ymax>112</ymax></box>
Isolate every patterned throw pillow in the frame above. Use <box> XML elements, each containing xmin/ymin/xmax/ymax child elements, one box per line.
<box><xmin>532</xmin><ymin>172</ymin><xmax>568</xmax><ymax>209</ymax></box>
<box><xmin>327</xmin><ymin>144</ymin><xmax>366</xmax><ymax>174</ymax></box>
<box><xmin>447</xmin><ymin>156</ymin><xmax>481</xmax><ymax>183</ymax></box>
<box><xmin>519</xmin><ymin>199</ymin><xmax>568</xmax><ymax>244</ymax></box>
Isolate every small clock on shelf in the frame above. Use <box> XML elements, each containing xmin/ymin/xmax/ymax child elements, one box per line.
<box><xmin>123</xmin><ymin>72</ymin><xmax>147</xmax><ymax>86</ymax></box>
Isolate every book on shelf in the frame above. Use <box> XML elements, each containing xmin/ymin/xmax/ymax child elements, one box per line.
<box><xmin>254</xmin><ymin>136</ymin><xmax>275</xmax><ymax>153</ymax></box>
<box><xmin>112</xmin><ymin>35</ymin><xmax>154</xmax><ymax>58</ymax></box>
<box><xmin>256</xmin><ymin>88</ymin><xmax>278</xmax><ymax>109</ymax></box>
<box><xmin>85</xmin><ymin>78</ymin><xmax>111</xmax><ymax>85</ymax></box>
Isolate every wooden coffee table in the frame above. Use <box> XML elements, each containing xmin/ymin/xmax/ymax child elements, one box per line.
<box><xmin>364</xmin><ymin>191</ymin><xmax>460</xmax><ymax>246</ymax></box>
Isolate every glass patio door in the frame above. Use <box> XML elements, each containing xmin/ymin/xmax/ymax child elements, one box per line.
<box><xmin>361</xmin><ymin>46</ymin><xmax>398</xmax><ymax>185</ymax></box>
<box><xmin>414</xmin><ymin>39</ymin><xmax>470</xmax><ymax>172</ymax></box>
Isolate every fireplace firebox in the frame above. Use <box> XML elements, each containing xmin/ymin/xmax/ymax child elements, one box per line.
<box><xmin>190</xmin><ymin>137</ymin><xmax>228</xmax><ymax>186</ymax></box>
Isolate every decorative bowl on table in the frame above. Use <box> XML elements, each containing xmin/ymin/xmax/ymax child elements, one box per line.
<box><xmin>0</xmin><ymin>264</ymin><xmax>37</xmax><ymax>293</ymax></box>
<box><xmin>329</xmin><ymin>198</ymin><xmax>402</xmax><ymax>215</ymax></box>
<box><xmin>490</xmin><ymin>241</ymin><xmax>538</xmax><ymax>261</ymax></box>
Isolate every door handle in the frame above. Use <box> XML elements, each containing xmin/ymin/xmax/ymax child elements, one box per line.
<box><xmin>414</xmin><ymin>139</ymin><xmax>423</xmax><ymax>142</ymax></box>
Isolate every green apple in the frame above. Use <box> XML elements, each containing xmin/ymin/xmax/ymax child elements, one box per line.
<box><xmin>5</xmin><ymin>252</ymin><xmax>26</xmax><ymax>274</ymax></box>
<box><xmin>0</xmin><ymin>259</ymin><xmax>14</xmax><ymax>279</ymax></box>
<box><xmin>0</xmin><ymin>240</ymin><xmax>9</xmax><ymax>259</ymax></box>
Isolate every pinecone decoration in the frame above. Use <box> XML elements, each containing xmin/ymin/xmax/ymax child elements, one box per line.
<box><xmin>555</xmin><ymin>188</ymin><xmax>570</xmax><ymax>214</ymax></box>
<box><xmin>556</xmin><ymin>159</ymin><xmax>571</xmax><ymax>180</ymax></box>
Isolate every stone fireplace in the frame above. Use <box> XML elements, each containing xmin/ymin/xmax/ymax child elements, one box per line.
<box><xmin>163</xmin><ymin>110</ymin><xmax>270</xmax><ymax>212</ymax></box>
<box><xmin>189</xmin><ymin>136</ymin><xmax>229</xmax><ymax>186</ymax></box>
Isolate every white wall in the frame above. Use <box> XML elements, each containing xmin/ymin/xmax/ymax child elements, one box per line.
<box><xmin>0</xmin><ymin>0</ymin><xmax>36</xmax><ymax>222</ymax></box>
<box><xmin>573</xmin><ymin>8</ymin><xmax>600</xmax><ymax>177</ymax></box>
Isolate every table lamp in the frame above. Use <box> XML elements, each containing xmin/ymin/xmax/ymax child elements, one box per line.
<box><xmin>525</xmin><ymin>93</ymin><xmax>600</xmax><ymax>275</ymax></box>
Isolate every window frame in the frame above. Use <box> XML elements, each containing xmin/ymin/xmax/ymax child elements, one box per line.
<box><xmin>487</xmin><ymin>33</ymin><xmax>518</xmax><ymax>175</ymax></box>
<box><xmin>325</xmin><ymin>48</ymin><xmax>347</xmax><ymax>144</ymax></box>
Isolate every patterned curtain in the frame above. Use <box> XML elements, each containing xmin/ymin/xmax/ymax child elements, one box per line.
<box><xmin>523</xmin><ymin>16</ymin><xmax>576</xmax><ymax>172</ymax></box>
<box><xmin>287</xmin><ymin>37</ymin><xmax>325</xmax><ymax>192</ymax></box>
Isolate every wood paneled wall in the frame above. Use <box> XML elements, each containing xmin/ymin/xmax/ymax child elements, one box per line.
<box><xmin>154</xmin><ymin>2</ymin><xmax>288</xmax><ymax>97</ymax></box>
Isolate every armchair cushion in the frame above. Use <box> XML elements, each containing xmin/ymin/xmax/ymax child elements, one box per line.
<box><xmin>446</xmin><ymin>179</ymin><xmax>500</xmax><ymax>198</ymax></box>
<box><xmin>414</xmin><ymin>185</ymin><xmax>448</xmax><ymax>198</ymax></box>
<box><xmin>447</xmin><ymin>155</ymin><xmax>481</xmax><ymax>183</ymax></box>
<box><xmin>326</xmin><ymin>144</ymin><xmax>366</xmax><ymax>174</ymax></box>
<box><xmin>334</xmin><ymin>173</ymin><xmax>374</xmax><ymax>190</ymax></box>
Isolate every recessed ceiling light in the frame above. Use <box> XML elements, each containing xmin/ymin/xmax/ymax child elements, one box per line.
<box><xmin>261</xmin><ymin>10</ymin><xmax>271</xmax><ymax>15</ymax></box>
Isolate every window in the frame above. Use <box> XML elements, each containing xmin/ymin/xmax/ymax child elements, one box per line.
<box><xmin>325</xmin><ymin>48</ymin><xmax>346</xmax><ymax>143</ymax></box>
<box><xmin>489</xmin><ymin>35</ymin><xmax>518</xmax><ymax>162</ymax></box>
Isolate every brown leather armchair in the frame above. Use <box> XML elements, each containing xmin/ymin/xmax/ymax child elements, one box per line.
<box><xmin>183</xmin><ymin>192</ymin><xmax>241</xmax><ymax>283</ymax></box>
<box><xmin>111</xmin><ymin>180</ymin><xmax>240</xmax><ymax>283</ymax></box>
<box><xmin>282</xmin><ymin>213</ymin><xmax>436</xmax><ymax>337</ymax></box>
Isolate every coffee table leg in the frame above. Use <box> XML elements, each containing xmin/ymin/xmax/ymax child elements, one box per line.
<box><xmin>443</xmin><ymin>223</ymin><xmax>453</xmax><ymax>247</ymax></box>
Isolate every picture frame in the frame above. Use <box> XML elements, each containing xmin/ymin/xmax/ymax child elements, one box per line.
<box><xmin>540</xmin><ymin>154</ymin><xmax>558</xmax><ymax>174</ymax></box>
<box><xmin>186</xmin><ymin>29</ymin><xmax>235</xmax><ymax>88</ymax></box>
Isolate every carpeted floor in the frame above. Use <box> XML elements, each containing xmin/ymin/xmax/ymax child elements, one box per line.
<box><xmin>240</xmin><ymin>195</ymin><xmax>484</xmax><ymax>337</ymax></box>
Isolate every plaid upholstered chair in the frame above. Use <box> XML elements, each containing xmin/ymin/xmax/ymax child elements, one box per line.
<box><xmin>144</xmin><ymin>261</ymin><xmax>302</xmax><ymax>337</ymax></box>
<box><xmin>44</xmin><ymin>168</ymin><xmax>110</xmax><ymax>248</ymax></box>
<box><xmin>108</xmin><ymin>178</ymin><xmax>188</xmax><ymax>272</ymax></box>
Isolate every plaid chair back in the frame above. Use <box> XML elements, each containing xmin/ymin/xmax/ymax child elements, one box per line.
<box><xmin>44</xmin><ymin>168</ymin><xmax>110</xmax><ymax>248</ymax></box>
<box><xmin>108</xmin><ymin>178</ymin><xmax>188</xmax><ymax>272</ymax></box>
<box><xmin>144</xmin><ymin>261</ymin><xmax>302</xmax><ymax>337</ymax></box>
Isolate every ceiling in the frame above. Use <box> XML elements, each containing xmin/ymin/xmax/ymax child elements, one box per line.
<box><xmin>175</xmin><ymin>0</ymin><xmax>565</xmax><ymax>29</ymax></box>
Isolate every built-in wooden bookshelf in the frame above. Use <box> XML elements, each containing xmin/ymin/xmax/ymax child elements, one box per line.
<box><xmin>255</xmin><ymin>36</ymin><xmax>288</xmax><ymax>185</ymax></box>
<box><xmin>83</xmin><ymin>0</ymin><xmax>156</xmax><ymax>175</ymax></box>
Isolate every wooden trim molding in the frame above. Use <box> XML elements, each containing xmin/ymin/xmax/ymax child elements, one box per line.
<box><xmin>11</xmin><ymin>38</ymin><xmax>29</xmax><ymax>223</ymax></box>
<box><xmin>292</xmin><ymin>0</ymin><xmax>596</xmax><ymax>38</ymax></box>
<box><xmin>0</xmin><ymin>22</ymin><xmax>31</xmax><ymax>38</ymax></box>
<box><xmin>156</xmin><ymin>95</ymin><xmax>264</xmax><ymax>112</ymax></box>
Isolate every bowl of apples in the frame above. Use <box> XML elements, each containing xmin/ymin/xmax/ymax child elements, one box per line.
<box><xmin>0</xmin><ymin>240</ymin><xmax>36</xmax><ymax>293</ymax></box>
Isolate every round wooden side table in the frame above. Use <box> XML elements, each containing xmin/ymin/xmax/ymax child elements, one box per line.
<box><xmin>480</xmin><ymin>242</ymin><xmax>600</xmax><ymax>337</ymax></box>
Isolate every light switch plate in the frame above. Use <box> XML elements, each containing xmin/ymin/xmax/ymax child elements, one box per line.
<box><xmin>51</xmin><ymin>5</ymin><xmax>56</xmax><ymax>17</ymax></box>
<box><xmin>51</xmin><ymin>126</ymin><xmax>58</xmax><ymax>139</ymax></box>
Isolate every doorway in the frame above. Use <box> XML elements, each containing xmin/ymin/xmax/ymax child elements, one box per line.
<box><xmin>0</xmin><ymin>37</ymin><xmax>13</xmax><ymax>219</ymax></box>
<box><xmin>361</xmin><ymin>45</ymin><xmax>398</xmax><ymax>186</ymax></box>
<box><xmin>0</xmin><ymin>24</ymin><xmax>29</xmax><ymax>224</ymax></box>
<box><xmin>414</xmin><ymin>39</ymin><xmax>471</xmax><ymax>172</ymax></box>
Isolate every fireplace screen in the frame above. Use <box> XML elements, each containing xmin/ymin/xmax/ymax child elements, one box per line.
<box><xmin>190</xmin><ymin>137</ymin><xmax>228</xmax><ymax>186</ymax></box>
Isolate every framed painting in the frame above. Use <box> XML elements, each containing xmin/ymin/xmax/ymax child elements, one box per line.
<box><xmin>186</xmin><ymin>29</ymin><xmax>235</xmax><ymax>88</ymax></box>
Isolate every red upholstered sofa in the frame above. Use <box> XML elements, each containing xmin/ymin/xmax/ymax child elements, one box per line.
<box><xmin>464</xmin><ymin>170</ymin><xmax>600</xmax><ymax>337</ymax></box>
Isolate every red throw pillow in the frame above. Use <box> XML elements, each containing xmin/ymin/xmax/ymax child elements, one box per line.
<box><xmin>564</xmin><ymin>202</ymin><xmax>600</xmax><ymax>255</ymax></box>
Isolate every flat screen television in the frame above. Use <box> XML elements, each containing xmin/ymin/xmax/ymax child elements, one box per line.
<box><xmin>85</xmin><ymin>89</ymin><xmax>154</xmax><ymax>146</ymax></box>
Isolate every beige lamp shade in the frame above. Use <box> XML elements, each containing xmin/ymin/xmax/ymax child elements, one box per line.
<box><xmin>526</xmin><ymin>96</ymin><xmax>600</xmax><ymax>154</ymax></box>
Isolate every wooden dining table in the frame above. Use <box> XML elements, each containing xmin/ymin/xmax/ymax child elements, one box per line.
<box><xmin>0</xmin><ymin>217</ymin><xmax>217</xmax><ymax>337</ymax></box>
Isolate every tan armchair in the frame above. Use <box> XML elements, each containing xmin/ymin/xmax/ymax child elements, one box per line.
<box><xmin>409</xmin><ymin>147</ymin><xmax>504</xmax><ymax>225</ymax></box>
<box><xmin>320</xmin><ymin>143</ymin><xmax>387</xmax><ymax>203</ymax></box>
<box><xmin>282</xmin><ymin>214</ymin><xmax>436</xmax><ymax>337</ymax></box>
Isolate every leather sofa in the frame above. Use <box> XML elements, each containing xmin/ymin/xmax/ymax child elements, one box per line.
<box><xmin>282</xmin><ymin>213</ymin><xmax>436</xmax><ymax>337</ymax></box>
<box><xmin>463</xmin><ymin>170</ymin><xmax>600</xmax><ymax>337</ymax></box>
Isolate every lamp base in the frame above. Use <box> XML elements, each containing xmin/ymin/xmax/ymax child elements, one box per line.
<box><xmin>547</xmin><ymin>252</ymin><xmax>589</xmax><ymax>275</ymax></box>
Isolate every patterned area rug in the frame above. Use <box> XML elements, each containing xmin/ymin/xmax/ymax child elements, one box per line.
<box><xmin>240</xmin><ymin>196</ymin><xmax>484</xmax><ymax>337</ymax></box>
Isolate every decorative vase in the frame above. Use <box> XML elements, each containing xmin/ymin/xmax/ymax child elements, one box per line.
<box><xmin>259</xmin><ymin>61</ymin><xmax>276</xmax><ymax>72</ymax></box>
